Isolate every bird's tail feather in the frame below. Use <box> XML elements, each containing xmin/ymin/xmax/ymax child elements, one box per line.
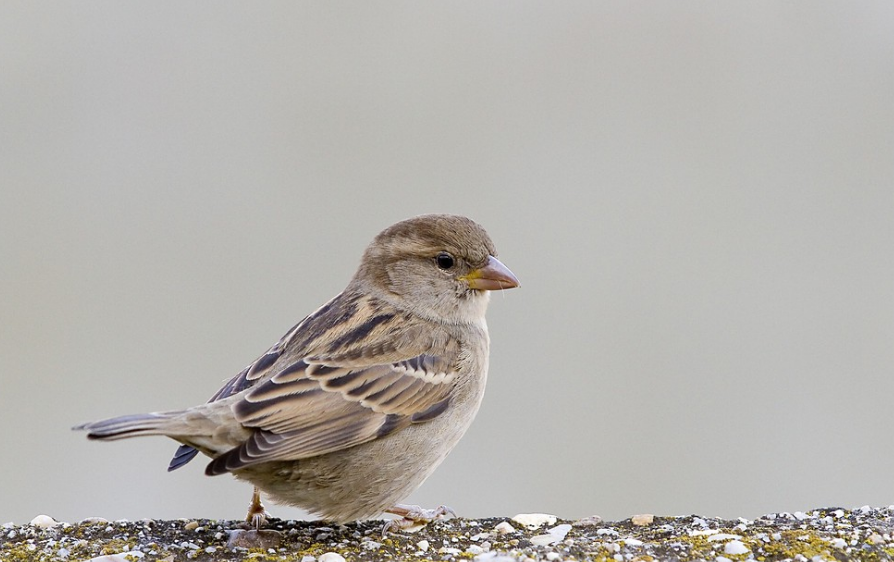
<box><xmin>73</xmin><ymin>411</ymin><xmax>185</xmax><ymax>441</ymax></box>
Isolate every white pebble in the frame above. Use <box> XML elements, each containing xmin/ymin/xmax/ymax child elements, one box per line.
<box><xmin>707</xmin><ymin>533</ymin><xmax>742</xmax><ymax>542</ymax></box>
<box><xmin>494</xmin><ymin>521</ymin><xmax>515</xmax><ymax>534</ymax></box>
<box><xmin>30</xmin><ymin>515</ymin><xmax>60</xmax><ymax>529</ymax></box>
<box><xmin>829</xmin><ymin>538</ymin><xmax>847</xmax><ymax>549</ymax></box>
<box><xmin>724</xmin><ymin>540</ymin><xmax>749</xmax><ymax>555</ymax></box>
<box><xmin>545</xmin><ymin>553</ymin><xmax>562</xmax><ymax>561</ymax></box>
<box><xmin>416</xmin><ymin>540</ymin><xmax>429</xmax><ymax>552</ymax></box>
<box><xmin>318</xmin><ymin>552</ymin><xmax>346</xmax><ymax>562</ymax></box>
<box><xmin>474</xmin><ymin>553</ymin><xmax>517</xmax><ymax>562</ymax></box>
<box><xmin>623</xmin><ymin>537</ymin><xmax>643</xmax><ymax>546</ymax></box>
<box><xmin>530</xmin><ymin>534</ymin><xmax>556</xmax><ymax>546</ymax></box>
<box><xmin>85</xmin><ymin>555</ymin><xmax>142</xmax><ymax>562</ymax></box>
<box><xmin>530</xmin><ymin>524</ymin><xmax>571</xmax><ymax>546</ymax></box>
<box><xmin>715</xmin><ymin>557</ymin><xmax>732</xmax><ymax>562</ymax></box>
<box><xmin>466</xmin><ymin>545</ymin><xmax>485</xmax><ymax>555</ymax></box>
<box><xmin>512</xmin><ymin>513</ymin><xmax>557</xmax><ymax>529</ymax></box>
<box><xmin>548</xmin><ymin>524</ymin><xmax>571</xmax><ymax>539</ymax></box>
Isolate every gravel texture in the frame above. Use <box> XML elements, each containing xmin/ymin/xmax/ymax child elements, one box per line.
<box><xmin>4</xmin><ymin>506</ymin><xmax>894</xmax><ymax>561</ymax></box>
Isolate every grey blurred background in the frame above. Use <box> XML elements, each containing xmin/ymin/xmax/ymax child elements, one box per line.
<box><xmin>2</xmin><ymin>2</ymin><xmax>893</xmax><ymax>525</ymax></box>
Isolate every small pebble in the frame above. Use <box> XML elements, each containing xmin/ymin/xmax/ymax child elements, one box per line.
<box><xmin>707</xmin><ymin>533</ymin><xmax>742</xmax><ymax>542</ymax></box>
<box><xmin>183</xmin><ymin>521</ymin><xmax>199</xmax><ymax>531</ymax></box>
<box><xmin>512</xmin><ymin>513</ymin><xmax>557</xmax><ymax>529</ymax></box>
<box><xmin>226</xmin><ymin>529</ymin><xmax>282</xmax><ymax>550</ymax></box>
<box><xmin>474</xmin><ymin>553</ymin><xmax>517</xmax><ymax>562</ymax></box>
<box><xmin>575</xmin><ymin>515</ymin><xmax>603</xmax><ymax>526</ymax></box>
<box><xmin>85</xmin><ymin>555</ymin><xmax>143</xmax><ymax>562</ymax></box>
<box><xmin>318</xmin><ymin>552</ymin><xmax>346</xmax><ymax>562</ymax></box>
<box><xmin>631</xmin><ymin>514</ymin><xmax>654</xmax><ymax>526</ymax></box>
<box><xmin>416</xmin><ymin>540</ymin><xmax>429</xmax><ymax>552</ymax></box>
<box><xmin>530</xmin><ymin>524</ymin><xmax>571</xmax><ymax>546</ymax></box>
<box><xmin>829</xmin><ymin>538</ymin><xmax>847</xmax><ymax>549</ymax></box>
<box><xmin>362</xmin><ymin>540</ymin><xmax>382</xmax><ymax>550</ymax></box>
<box><xmin>724</xmin><ymin>540</ymin><xmax>750</xmax><ymax>555</ymax></box>
<box><xmin>30</xmin><ymin>515</ymin><xmax>60</xmax><ymax>529</ymax></box>
<box><xmin>494</xmin><ymin>521</ymin><xmax>515</xmax><ymax>534</ymax></box>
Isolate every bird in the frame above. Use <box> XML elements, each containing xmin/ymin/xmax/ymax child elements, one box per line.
<box><xmin>74</xmin><ymin>213</ymin><xmax>519</xmax><ymax>529</ymax></box>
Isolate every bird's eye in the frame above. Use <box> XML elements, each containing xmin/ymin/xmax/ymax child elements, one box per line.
<box><xmin>435</xmin><ymin>252</ymin><xmax>455</xmax><ymax>270</ymax></box>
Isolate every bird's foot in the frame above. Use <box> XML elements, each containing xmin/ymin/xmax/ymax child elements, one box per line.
<box><xmin>245</xmin><ymin>487</ymin><xmax>271</xmax><ymax>529</ymax></box>
<box><xmin>383</xmin><ymin>504</ymin><xmax>456</xmax><ymax>534</ymax></box>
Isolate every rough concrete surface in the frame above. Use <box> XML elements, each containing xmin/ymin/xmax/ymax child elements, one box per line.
<box><xmin>4</xmin><ymin>506</ymin><xmax>894</xmax><ymax>561</ymax></box>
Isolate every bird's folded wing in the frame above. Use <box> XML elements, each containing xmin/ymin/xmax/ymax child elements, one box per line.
<box><xmin>204</xmin><ymin>352</ymin><xmax>457</xmax><ymax>475</ymax></box>
<box><xmin>167</xmin><ymin>316</ymin><xmax>310</xmax><ymax>471</ymax></box>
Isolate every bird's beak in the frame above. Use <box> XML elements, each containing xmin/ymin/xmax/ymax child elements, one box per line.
<box><xmin>462</xmin><ymin>256</ymin><xmax>520</xmax><ymax>291</ymax></box>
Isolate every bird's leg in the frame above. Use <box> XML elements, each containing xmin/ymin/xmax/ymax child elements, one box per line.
<box><xmin>245</xmin><ymin>487</ymin><xmax>270</xmax><ymax>529</ymax></box>
<box><xmin>382</xmin><ymin>504</ymin><xmax>456</xmax><ymax>534</ymax></box>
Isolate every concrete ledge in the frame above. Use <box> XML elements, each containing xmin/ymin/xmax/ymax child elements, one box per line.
<box><xmin>3</xmin><ymin>506</ymin><xmax>894</xmax><ymax>561</ymax></box>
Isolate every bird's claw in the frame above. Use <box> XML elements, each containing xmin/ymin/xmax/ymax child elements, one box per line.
<box><xmin>382</xmin><ymin>504</ymin><xmax>456</xmax><ymax>534</ymax></box>
<box><xmin>245</xmin><ymin>487</ymin><xmax>270</xmax><ymax>529</ymax></box>
<box><xmin>248</xmin><ymin>510</ymin><xmax>269</xmax><ymax>530</ymax></box>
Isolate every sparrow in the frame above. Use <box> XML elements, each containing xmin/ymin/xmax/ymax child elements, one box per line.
<box><xmin>74</xmin><ymin>214</ymin><xmax>519</xmax><ymax>529</ymax></box>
